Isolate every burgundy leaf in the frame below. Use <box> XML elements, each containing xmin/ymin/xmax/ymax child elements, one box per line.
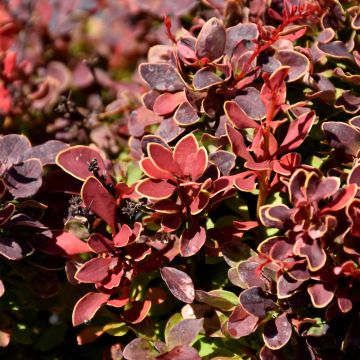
<box><xmin>277</xmin><ymin>273</ymin><xmax>304</xmax><ymax>299</ymax></box>
<box><xmin>180</xmin><ymin>225</ymin><xmax>206</xmax><ymax>257</ymax></box>
<box><xmin>122</xmin><ymin>300</ymin><xmax>152</xmax><ymax>324</ymax></box>
<box><xmin>259</xmin><ymin>205</ymin><xmax>292</xmax><ymax>229</ymax></box>
<box><xmin>278</xmin><ymin>111</ymin><xmax>315</xmax><ymax>154</ymax></box>
<box><xmin>0</xmin><ymin>203</ymin><xmax>15</xmax><ymax>225</ymax></box>
<box><xmin>156</xmin><ymin>346</ymin><xmax>201</xmax><ymax>360</ymax></box>
<box><xmin>227</xmin><ymin>304</ymin><xmax>259</xmax><ymax>338</ymax></box>
<box><xmin>41</xmin><ymin>230</ymin><xmax>90</xmax><ymax>257</ymax></box>
<box><xmin>275</xmin><ymin>50</ymin><xmax>310</xmax><ymax>82</ymax></box>
<box><xmin>56</xmin><ymin>146</ymin><xmax>108</xmax><ymax>181</ymax></box>
<box><xmin>225</xmin><ymin>23</ymin><xmax>259</xmax><ymax>56</ymax></box>
<box><xmin>235</xmin><ymin>87</ymin><xmax>266</xmax><ymax>120</ymax></box>
<box><xmin>72</xmin><ymin>292</ymin><xmax>110</xmax><ymax>326</ymax></box>
<box><xmin>263</xmin><ymin>313</ymin><xmax>292</xmax><ymax>350</ymax></box>
<box><xmin>160</xmin><ymin>267</ymin><xmax>195</xmax><ymax>303</ymax></box>
<box><xmin>136</xmin><ymin>179</ymin><xmax>176</xmax><ymax>199</ymax></box>
<box><xmin>153</xmin><ymin>92</ymin><xmax>186</xmax><ymax>116</ymax></box>
<box><xmin>75</xmin><ymin>257</ymin><xmax>113</xmax><ymax>283</ymax></box>
<box><xmin>209</xmin><ymin>151</ymin><xmax>236</xmax><ymax>175</ymax></box>
<box><xmin>82</xmin><ymin>176</ymin><xmax>117</xmax><ymax>234</ymax></box>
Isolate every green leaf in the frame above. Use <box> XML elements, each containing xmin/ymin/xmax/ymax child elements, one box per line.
<box><xmin>103</xmin><ymin>322</ymin><xmax>128</xmax><ymax>337</ymax></box>
<box><xmin>127</xmin><ymin>161</ymin><xmax>143</xmax><ymax>185</ymax></box>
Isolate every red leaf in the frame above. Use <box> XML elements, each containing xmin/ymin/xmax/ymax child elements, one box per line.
<box><xmin>227</xmin><ymin>304</ymin><xmax>259</xmax><ymax>338</ymax></box>
<box><xmin>72</xmin><ymin>292</ymin><xmax>110</xmax><ymax>326</ymax></box>
<box><xmin>225</xmin><ymin>101</ymin><xmax>260</xmax><ymax>129</ymax></box>
<box><xmin>180</xmin><ymin>225</ymin><xmax>206</xmax><ymax>257</ymax></box>
<box><xmin>278</xmin><ymin>111</ymin><xmax>315</xmax><ymax>154</ymax></box>
<box><xmin>75</xmin><ymin>257</ymin><xmax>112</xmax><ymax>283</ymax></box>
<box><xmin>140</xmin><ymin>158</ymin><xmax>175</xmax><ymax>180</ymax></box>
<box><xmin>239</xmin><ymin>287</ymin><xmax>277</xmax><ymax>317</ymax></box>
<box><xmin>82</xmin><ymin>176</ymin><xmax>118</xmax><ymax>234</ymax></box>
<box><xmin>226</xmin><ymin>124</ymin><xmax>253</xmax><ymax>162</ymax></box>
<box><xmin>153</xmin><ymin>91</ymin><xmax>186</xmax><ymax>116</ymax></box>
<box><xmin>173</xmin><ymin>133</ymin><xmax>199</xmax><ymax>178</ymax></box>
<box><xmin>160</xmin><ymin>267</ymin><xmax>195</xmax><ymax>303</ymax></box>
<box><xmin>113</xmin><ymin>224</ymin><xmax>132</xmax><ymax>247</ymax></box>
<box><xmin>45</xmin><ymin>230</ymin><xmax>90</xmax><ymax>257</ymax></box>
<box><xmin>136</xmin><ymin>179</ymin><xmax>176</xmax><ymax>199</ymax></box>
<box><xmin>56</xmin><ymin>146</ymin><xmax>108</xmax><ymax>181</ymax></box>
<box><xmin>157</xmin><ymin>346</ymin><xmax>201</xmax><ymax>360</ymax></box>
<box><xmin>122</xmin><ymin>300</ymin><xmax>151</xmax><ymax>324</ymax></box>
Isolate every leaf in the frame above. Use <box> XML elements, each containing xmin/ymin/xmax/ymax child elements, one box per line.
<box><xmin>122</xmin><ymin>300</ymin><xmax>152</xmax><ymax>324</ymax></box>
<box><xmin>167</xmin><ymin>318</ymin><xmax>203</xmax><ymax>349</ymax></box>
<box><xmin>275</xmin><ymin>50</ymin><xmax>310</xmax><ymax>82</ymax></box>
<box><xmin>81</xmin><ymin>176</ymin><xmax>117</xmax><ymax>234</ymax></box>
<box><xmin>195</xmin><ymin>17</ymin><xmax>226</xmax><ymax>61</ymax></box>
<box><xmin>41</xmin><ymin>230</ymin><xmax>90</xmax><ymax>257</ymax></box>
<box><xmin>123</xmin><ymin>338</ymin><xmax>158</xmax><ymax>360</ymax></box>
<box><xmin>160</xmin><ymin>267</ymin><xmax>195</xmax><ymax>303</ymax></box>
<box><xmin>139</xmin><ymin>63</ymin><xmax>184</xmax><ymax>92</ymax></box>
<box><xmin>156</xmin><ymin>345</ymin><xmax>201</xmax><ymax>360</ymax></box>
<box><xmin>180</xmin><ymin>225</ymin><xmax>206</xmax><ymax>257</ymax></box>
<box><xmin>278</xmin><ymin>111</ymin><xmax>316</xmax><ymax>154</ymax></box>
<box><xmin>0</xmin><ymin>134</ymin><xmax>31</xmax><ymax>168</ymax></box>
<box><xmin>0</xmin><ymin>235</ymin><xmax>34</xmax><ymax>260</ymax></box>
<box><xmin>75</xmin><ymin>257</ymin><xmax>112</xmax><ymax>283</ymax></box>
<box><xmin>193</xmin><ymin>67</ymin><xmax>223</xmax><ymax>90</ymax></box>
<box><xmin>153</xmin><ymin>91</ymin><xmax>185</xmax><ymax>116</ymax></box>
<box><xmin>136</xmin><ymin>179</ymin><xmax>177</xmax><ymax>199</ymax></box>
<box><xmin>227</xmin><ymin>304</ymin><xmax>259</xmax><ymax>338</ymax></box>
<box><xmin>307</xmin><ymin>283</ymin><xmax>335</xmax><ymax>308</ymax></box>
<box><xmin>72</xmin><ymin>292</ymin><xmax>110</xmax><ymax>326</ymax></box>
<box><xmin>239</xmin><ymin>287</ymin><xmax>276</xmax><ymax>318</ymax></box>
<box><xmin>56</xmin><ymin>146</ymin><xmax>108</xmax><ymax>181</ymax></box>
<box><xmin>263</xmin><ymin>314</ymin><xmax>292</xmax><ymax>350</ymax></box>
<box><xmin>103</xmin><ymin>322</ymin><xmax>128</xmax><ymax>337</ymax></box>
<box><xmin>174</xmin><ymin>101</ymin><xmax>199</xmax><ymax>126</ymax></box>
<box><xmin>5</xmin><ymin>159</ymin><xmax>42</xmax><ymax>198</ymax></box>
<box><xmin>22</xmin><ymin>140</ymin><xmax>68</xmax><ymax>165</ymax></box>
<box><xmin>322</xmin><ymin>121</ymin><xmax>360</xmax><ymax>157</ymax></box>
<box><xmin>195</xmin><ymin>290</ymin><xmax>239</xmax><ymax>311</ymax></box>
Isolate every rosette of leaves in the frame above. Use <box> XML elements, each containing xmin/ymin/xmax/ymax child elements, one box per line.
<box><xmin>135</xmin><ymin>0</ymin><xmax>316</xmax><ymax>150</ymax></box>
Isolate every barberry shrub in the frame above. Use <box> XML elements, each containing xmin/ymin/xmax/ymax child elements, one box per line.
<box><xmin>1</xmin><ymin>0</ymin><xmax>360</xmax><ymax>359</ymax></box>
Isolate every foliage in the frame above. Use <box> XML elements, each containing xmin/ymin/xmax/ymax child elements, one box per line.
<box><xmin>1</xmin><ymin>0</ymin><xmax>360</xmax><ymax>359</ymax></box>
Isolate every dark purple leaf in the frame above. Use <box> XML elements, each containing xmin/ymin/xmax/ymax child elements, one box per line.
<box><xmin>239</xmin><ymin>287</ymin><xmax>277</xmax><ymax>317</ymax></box>
<box><xmin>234</xmin><ymin>87</ymin><xmax>266</xmax><ymax>120</ymax></box>
<box><xmin>193</xmin><ymin>67</ymin><xmax>223</xmax><ymax>90</ymax></box>
<box><xmin>0</xmin><ymin>134</ymin><xmax>31</xmax><ymax>169</ymax></box>
<box><xmin>275</xmin><ymin>50</ymin><xmax>310</xmax><ymax>82</ymax></box>
<box><xmin>22</xmin><ymin>140</ymin><xmax>68</xmax><ymax>165</ymax></box>
<box><xmin>139</xmin><ymin>63</ymin><xmax>184</xmax><ymax>92</ymax></box>
<box><xmin>160</xmin><ymin>267</ymin><xmax>195</xmax><ymax>303</ymax></box>
<box><xmin>277</xmin><ymin>273</ymin><xmax>305</xmax><ymax>299</ymax></box>
<box><xmin>5</xmin><ymin>159</ymin><xmax>42</xmax><ymax>198</ymax></box>
<box><xmin>263</xmin><ymin>314</ymin><xmax>292</xmax><ymax>350</ymax></box>
<box><xmin>174</xmin><ymin>101</ymin><xmax>199</xmax><ymax>126</ymax></box>
<box><xmin>318</xmin><ymin>41</ymin><xmax>354</xmax><ymax>60</ymax></box>
<box><xmin>335</xmin><ymin>91</ymin><xmax>360</xmax><ymax>114</ymax></box>
<box><xmin>225</xmin><ymin>23</ymin><xmax>258</xmax><ymax>56</ymax></box>
<box><xmin>0</xmin><ymin>235</ymin><xmax>34</xmax><ymax>260</ymax></box>
<box><xmin>307</xmin><ymin>282</ymin><xmax>335</xmax><ymax>308</ymax></box>
<box><xmin>195</xmin><ymin>17</ymin><xmax>226</xmax><ymax>61</ymax></box>
<box><xmin>209</xmin><ymin>151</ymin><xmax>236</xmax><ymax>175</ymax></box>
